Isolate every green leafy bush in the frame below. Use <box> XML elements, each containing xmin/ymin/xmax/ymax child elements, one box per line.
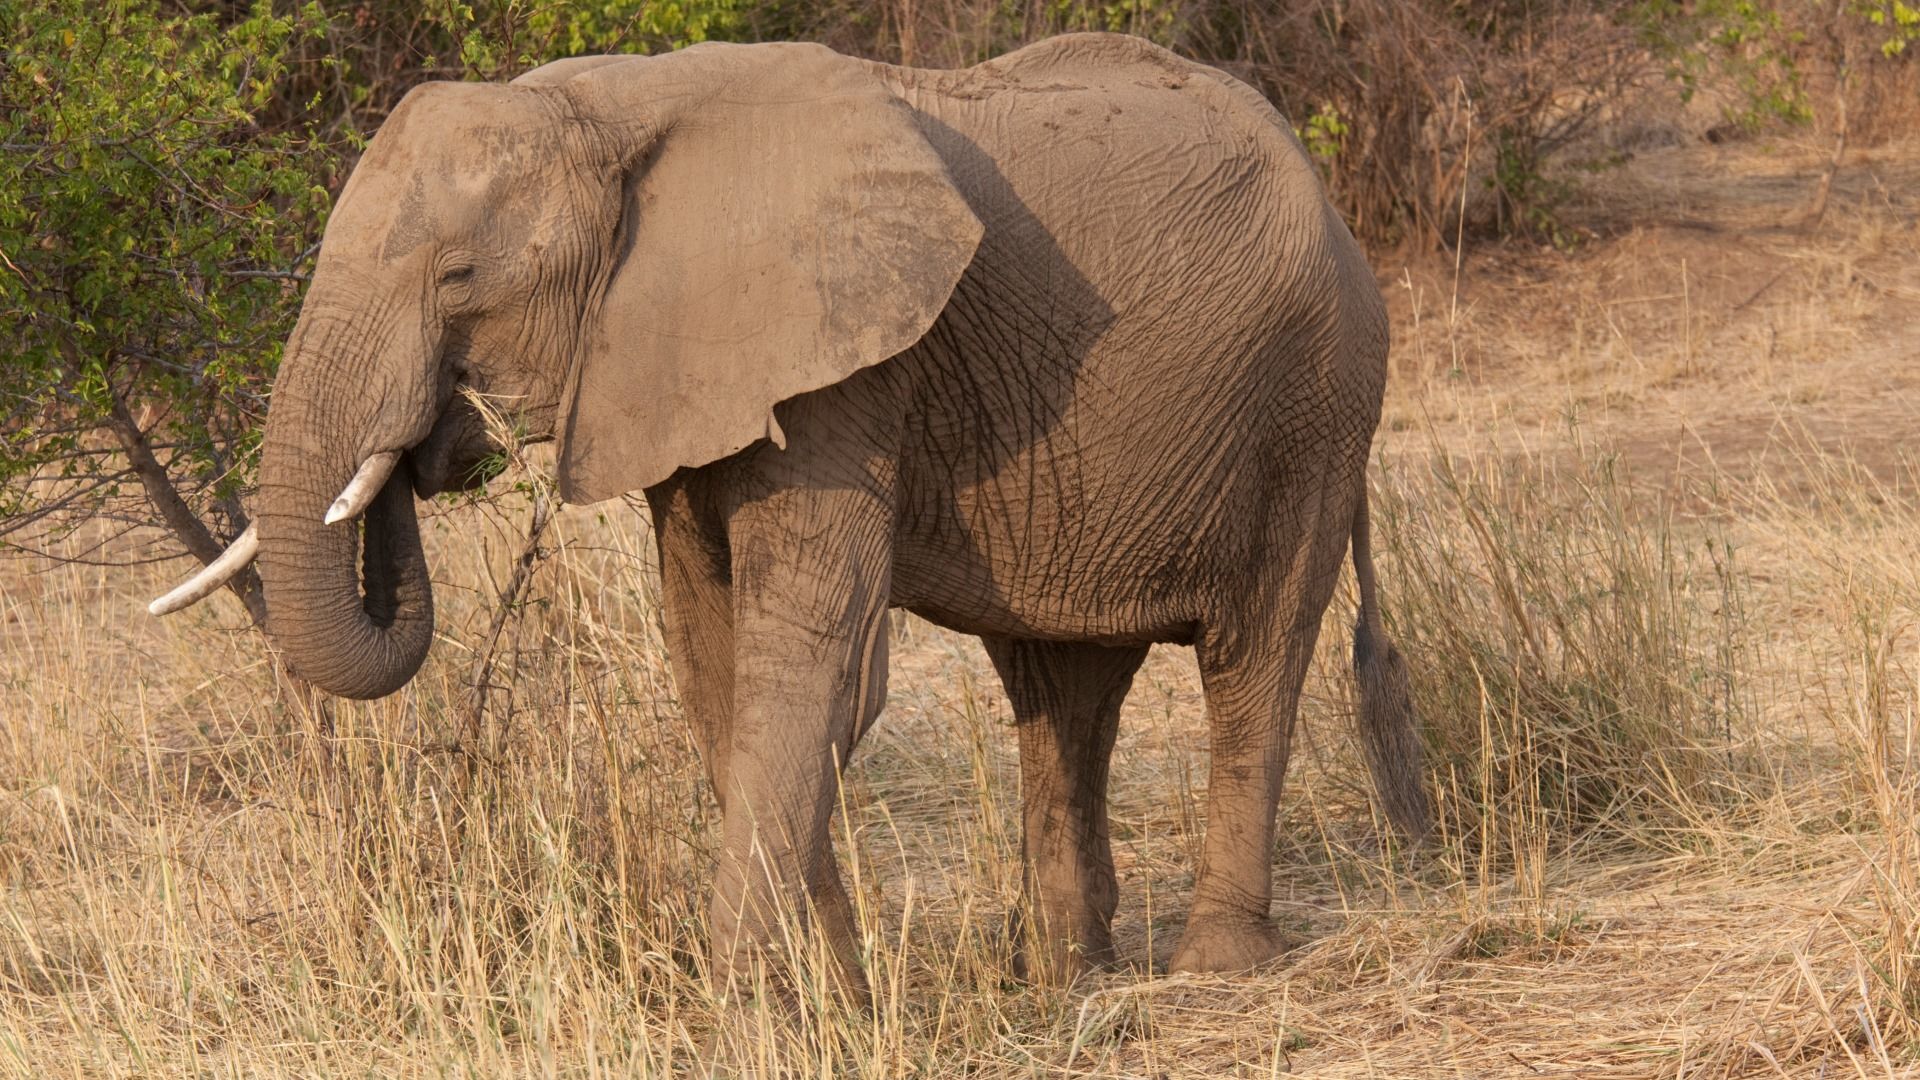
<box><xmin>0</xmin><ymin>0</ymin><xmax>740</xmax><ymax>608</ymax></box>
<box><xmin>0</xmin><ymin>0</ymin><xmax>334</xmax><ymax>613</ymax></box>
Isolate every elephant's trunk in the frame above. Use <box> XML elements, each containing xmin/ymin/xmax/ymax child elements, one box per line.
<box><xmin>254</xmin><ymin>313</ymin><xmax>437</xmax><ymax>700</ymax></box>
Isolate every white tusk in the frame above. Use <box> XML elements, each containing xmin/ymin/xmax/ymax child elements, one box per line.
<box><xmin>324</xmin><ymin>451</ymin><xmax>401</xmax><ymax>525</ymax></box>
<box><xmin>148</xmin><ymin>524</ymin><xmax>259</xmax><ymax>616</ymax></box>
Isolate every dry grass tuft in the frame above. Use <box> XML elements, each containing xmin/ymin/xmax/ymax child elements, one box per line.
<box><xmin>1372</xmin><ymin>440</ymin><xmax>1757</xmax><ymax>851</ymax></box>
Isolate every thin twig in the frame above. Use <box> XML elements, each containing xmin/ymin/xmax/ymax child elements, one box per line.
<box><xmin>456</xmin><ymin>385</ymin><xmax>560</xmax><ymax>766</ymax></box>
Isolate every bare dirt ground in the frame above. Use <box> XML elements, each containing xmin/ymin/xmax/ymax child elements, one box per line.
<box><xmin>1386</xmin><ymin>134</ymin><xmax>1920</xmax><ymax>489</ymax></box>
<box><xmin>1</xmin><ymin>134</ymin><xmax>1915</xmax><ymax>1077</ymax></box>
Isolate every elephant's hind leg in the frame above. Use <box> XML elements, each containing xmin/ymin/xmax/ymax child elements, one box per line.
<box><xmin>1171</xmin><ymin>519</ymin><xmax>1352</xmax><ymax>974</ymax></box>
<box><xmin>984</xmin><ymin>636</ymin><xmax>1148</xmax><ymax>983</ymax></box>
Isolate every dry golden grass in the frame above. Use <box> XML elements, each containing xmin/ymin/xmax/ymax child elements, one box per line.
<box><xmin>2</xmin><ymin>137</ymin><xmax>1916</xmax><ymax>1077</ymax></box>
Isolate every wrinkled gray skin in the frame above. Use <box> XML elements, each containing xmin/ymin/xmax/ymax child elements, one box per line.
<box><xmin>247</xmin><ymin>32</ymin><xmax>1430</xmax><ymax>991</ymax></box>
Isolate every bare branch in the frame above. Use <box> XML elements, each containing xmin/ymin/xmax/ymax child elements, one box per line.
<box><xmin>101</xmin><ymin>389</ymin><xmax>266</xmax><ymax>626</ymax></box>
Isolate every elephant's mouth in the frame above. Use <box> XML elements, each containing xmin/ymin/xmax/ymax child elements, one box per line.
<box><xmin>409</xmin><ymin>393</ymin><xmax>499</xmax><ymax>498</ymax></box>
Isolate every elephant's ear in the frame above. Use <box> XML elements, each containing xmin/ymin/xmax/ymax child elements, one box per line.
<box><xmin>552</xmin><ymin>43</ymin><xmax>983</xmax><ymax>504</ymax></box>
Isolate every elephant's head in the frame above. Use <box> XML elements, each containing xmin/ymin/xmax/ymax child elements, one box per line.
<box><xmin>152</xmin><ymin>43</ymin><xmax>982</xmax><ymax>699</ymax></box>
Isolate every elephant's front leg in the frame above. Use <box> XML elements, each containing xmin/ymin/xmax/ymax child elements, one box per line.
<box><xmin>706</xmin><ymin>398</ymin><xmax>899</xmax><ymax>1002</ymax></box>
<box><xmin>649</xmin><ymin>478</ymin><xmax>738</xmax><ymax>810</ymax></box>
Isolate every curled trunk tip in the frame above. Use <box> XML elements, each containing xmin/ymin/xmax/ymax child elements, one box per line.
<box><xmin>257</xmin><ymin>455</ymin><xmax>435</xmax><ymax>700</ymax></box>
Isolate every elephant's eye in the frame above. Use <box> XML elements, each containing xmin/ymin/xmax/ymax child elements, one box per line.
<box><xmin>438</xmin><ymin>264</ymin><xmax>475</xmax><ymax>287</ymax></box>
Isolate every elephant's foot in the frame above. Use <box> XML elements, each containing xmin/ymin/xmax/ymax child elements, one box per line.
<box><xmin>709</xmin><ymin>935</ymin><xmax>871</xmax><ymax>1018</ymax></box>
<box><xmin>706</xmin><ymin>883</ymin><xmax>872</xmax><ymax>1025</ymax></box>
<box><xmin>702</xmin><ymin>941</ymin><xmax>870</xmax><ymax>1076</ymax></box>
<box><xmin>703</xmin><ymin>994</ymin><xmax>839</xmax><ymax>1079</ymax></box>
<box><xmin>1167</xmin><ymin>910</ymin><xmax>1285</xmax><ymax>974</ymax></box>
<box><xmin>1007</xmin><ymin>905</ymin><xmax>1117</xmax><ymax>985</ymax></box>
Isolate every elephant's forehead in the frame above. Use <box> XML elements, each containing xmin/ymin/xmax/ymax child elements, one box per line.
<box><xmin>374</xmin><ymin>83</ymin><xmax>556</xmax><ymax>171</ymax></box>
<box><xmin>344</xmin><ymin>110</ymin><xmax>550</xmax><ymax>263</ymax></box>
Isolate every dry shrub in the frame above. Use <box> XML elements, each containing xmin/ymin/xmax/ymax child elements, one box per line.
<box><xmin>1765</xmin><ymin>0</ymin><xmax>1920</xmax><ymax>148</ymax></box>
<box><xmin>1202</xmin><ymin>0</ymin><xmax>1654</xmax><ymax>248</ymax></box>
<box><xmin>296</xmin><ymin>0</ymin><xmax>1910</xmax><ymax>253</ymax></box>
<box><xmin>0</xmin><ymin>491</ymin><xmax>1118</xmax><ymax>1075</ymax></box>
<box><xmin>1370</xmin><ymin>442</ymin><xmax>1755</xmax><ymax>855</ymax></box>
<box><xmin>1834</xmin><ymin>593</ymin><xmax>1920</xmax><ymax>1052</ymax></box>
<box><xmin>1847</xmin><ymin>44</ymin><xmax>1920</xmax><ymax>148</ymax></box>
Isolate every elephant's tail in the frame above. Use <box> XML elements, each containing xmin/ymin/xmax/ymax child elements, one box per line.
<box><xmin>1349</xmin><ymin>491</ymin><xmax>1433</xmax><ymax>841</ymax></box>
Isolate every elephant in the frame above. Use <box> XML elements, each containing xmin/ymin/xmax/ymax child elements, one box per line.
<box><xmin>151</xmin><ymin>32</ymin><xmax>1430</xmax><ymax>989</ymax></box>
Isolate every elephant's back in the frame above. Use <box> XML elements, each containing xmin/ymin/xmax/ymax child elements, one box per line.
<box><xmin>873</xmin><ymin>36</ymin><xmax>1333</xmax><ymax>306</ymax></box>
<box><xmin>882</xmin><ymin>40</ymin><xmax>1385</xmax><ymax>643</ymax></box>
